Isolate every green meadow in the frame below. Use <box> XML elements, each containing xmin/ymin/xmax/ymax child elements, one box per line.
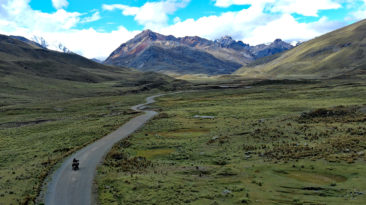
<box><xmin>0</xmin><ymin>77</ymin><xmax>155</xmax><ymax>204</ymax></box>
<box><xmin>97</xmin><ymin>79</ymin><xmax>366</xmax><ymax>205</ymax></box>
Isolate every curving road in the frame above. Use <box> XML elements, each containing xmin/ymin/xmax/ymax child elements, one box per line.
<box><xmin>43</xmin><ymin>94</ymin><xmax>164</xmax><ymax>205</ymax></box>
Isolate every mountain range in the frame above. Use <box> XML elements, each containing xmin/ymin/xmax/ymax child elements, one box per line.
<box><xmin>9</xmin><ymin>31</ymin><xmax>294</xmax><ymax>76</ymax></box>
<box><xmin>6</xmin><ymin>18</ymin><xmax>366</xmax><ymax>79</ymax></box>
<box><xmin>104</xmin><ymin>30</ymin><xmax>293</xmax><ymax>75</ymax></box>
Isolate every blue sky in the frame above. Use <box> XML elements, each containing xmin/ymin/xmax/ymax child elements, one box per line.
<box><xmin>28</xmin><ymin>0</ymin><xmax>252</xmax><ymax>31</ymax></box>
<box><xmin>0</xmin><ymin>0</ymin><xmax>365</xmax><ymax>59</ymax></box>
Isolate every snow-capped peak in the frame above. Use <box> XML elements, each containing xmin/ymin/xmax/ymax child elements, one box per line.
<box><xmin>31</xmin><ymin>36</ymin><xmax>73</xmax><ymax>54</ymax></box>
<box><xmin>290</xmin><ymin>40</ymin><xmax>304</xmax><ymax>46</ymax></box>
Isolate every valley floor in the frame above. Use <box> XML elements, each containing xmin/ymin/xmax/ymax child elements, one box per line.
<box><xmin>0</xmin><ymin>85</ymin><xmax>151</xmax><ymax>204</ymax></box>
<box><xmin>96</xmin><ymin>79</ymin><xmax>366</xmax><ymax>205</ymax></box>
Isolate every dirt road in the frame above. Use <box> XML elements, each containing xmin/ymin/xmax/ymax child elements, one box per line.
<box><xmin>43</xmin><ymin>94</ymin><xmax>163</xmax><ymax>205</ymax></box>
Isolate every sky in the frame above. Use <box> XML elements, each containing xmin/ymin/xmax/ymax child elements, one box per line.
<box><xmin>0</xmin><ymin>0</ymin><xmax>365</xmax><ymax>60</ymax></box>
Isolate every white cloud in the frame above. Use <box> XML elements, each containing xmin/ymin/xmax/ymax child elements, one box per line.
<box><xmin>80</xmin><ymin>11</ymin><xmax>101</xmax><ymax>23</ymax></box>
<box><xmin>215</xmin><ymin>0</ymin><xmax>341</xmax><ymax>16</ymax></box>
<box><xmin>1</xmin><ymin>24</ymin><xmax>137</xmax><ymax>60</ymax></box>
<box><xmin>103</xmin><ymin>0</ymin><xmax>190</xmax><ymax>29</ymax></box>
<box><xmin>0</xmin><ymin>0</ymin><xmax>136</xmax><ymax>59</ymax></box>
<box><xmin>158</xmin><ymin>4</ymin><xmax>346</xmax><ymax>45</ymax></box>
<box><xmin>215</xmin><ymin>0</ymin><xmax>272</xmax><ymax>8</ymax></box>
<box><xmin>270</xmin><ymin>0</ymin><xmax>341</xmax><ymax>17</ymax></box>
<box><xmin>0</xmin><ymin>0</ymin><xmax>100</xmax><ymax>32</ymax></box>
<box><xmin>352</xmin><ymin>9</ymin><xmax>366</xmax><ymax>20</ymax></box>
<box><xmin>0</xmin><ymin>0</ymin><xmax>81</xmax><ymax>32</ymax></box>
<box><xmin>52</xmin><ymin>0</ymin><xmax>69</xmax><ymax>10</ymax></box>
<box><xmin>345</xmin><ymin>0</ymin><xmax>366</xmax><ymax>20</ymax></box>
<box><xmin>36</xmin><ymin>27</ymin><xmax>138</xmax><ymax>60</ymax></box>
<box><xmin>245</xmin><ymin>15</ymin><xmax>327</xmax><ymax>44</ymax></box>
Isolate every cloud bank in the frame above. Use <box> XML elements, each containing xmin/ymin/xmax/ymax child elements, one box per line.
<box><xmin>0</xmin><ymin>0</ymin><xmax>364</xmax><ymax>59</ymax></box>
<box><xmin>102</xmin><ymin>0</ymin><xmax>190</xmax><ymax>29</ymax></box>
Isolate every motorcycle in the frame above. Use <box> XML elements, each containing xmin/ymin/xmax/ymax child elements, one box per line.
<box><xmin>72</xmin><ymin>158</ymin><xmax>79</xmax><ymax>171</ymax></box>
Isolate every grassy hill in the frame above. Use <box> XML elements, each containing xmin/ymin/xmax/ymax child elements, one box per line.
<box><xmin>0</xmin><ymin>34</ymin><xmax>187</xmax><ymax>103</ymax></box>
<box><xmin>235</xmin><ymin>19</ymin><xmax>366</xmax><ymax>79</ymax></box>
<box><xmin>0</xmin><ymin>34</ymin><xmax>128</xmax><ymax>83</ymax></box>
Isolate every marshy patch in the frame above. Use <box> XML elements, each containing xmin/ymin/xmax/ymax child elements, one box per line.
<box><xmin>278</xmin><ymin>185</ymin><xmax>347</xmax><ymax>198</ymax></box>
<box><xmin>156</xmin><ymin>128</ymin><xmax>210</xmax><ymax>138</ymax></box>
<box><xmin>299</xmin><ymin>105</ymin><xmax>366</xmax><ymax>123</ymax></box>
<box><xmin>0</xmin><ymin>119</ymin><xmax>56</xmax><ymax>128</ymax></box>
<box><xmin>276</xmin><ymin>170</ymin><xmax>347</xmax><ymax>185</ymax></box>
<box><xmin>216</xmin><ymin>167</ymin><xmax>239</xmax><ymax>176</ymax></box>
<box><xmin>179</xmin><ymin>166</ymin><xmax>213</xmax><ymax>176</ymax></box>
<box><xmin>193</xmin><ymin>120</ymin><xmax>216</xmax><ymax>124</ymax></box>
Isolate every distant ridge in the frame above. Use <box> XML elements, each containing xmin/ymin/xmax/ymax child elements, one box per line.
<box><xmin>104</xmin><ymin>30</ymin><xmax>293</xmax><ymax>75</ymax></box>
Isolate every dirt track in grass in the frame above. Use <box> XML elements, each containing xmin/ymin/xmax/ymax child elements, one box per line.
<box><xmin>43</xmin><ymin>94</ymin><xmax>163</xmax><ymax>205</ymax></box>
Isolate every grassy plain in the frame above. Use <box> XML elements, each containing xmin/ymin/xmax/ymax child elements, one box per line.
<box><xmin>0</xmin><ymin>76</ymin><xmax>158</xmax><ymax>204</ymax></box>
<box><xmin>97</xmin><ymin>79</ymin><xmax>366</xmax><ymax>205</ymax></box>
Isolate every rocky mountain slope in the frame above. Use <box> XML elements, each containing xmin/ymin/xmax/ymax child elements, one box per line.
<box><xmin>235</xmin><ymin>19</ymin><xmax>366</xmax><ymax>79</ymax></box>
<box><xmin>104</xmin><ymin>30</ymin><xmax>293</xmax><ymax>75</ymax></box>
<box><xmin>249</xmin><ymin>39</ymin><xmax>294</xmax><ymax>59</ymax></box>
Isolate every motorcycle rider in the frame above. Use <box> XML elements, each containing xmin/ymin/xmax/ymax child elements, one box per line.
<box><xmin>72</xmin><ymin>158</ymin><xmax>79</xmax><ymax>170</ymax></box>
